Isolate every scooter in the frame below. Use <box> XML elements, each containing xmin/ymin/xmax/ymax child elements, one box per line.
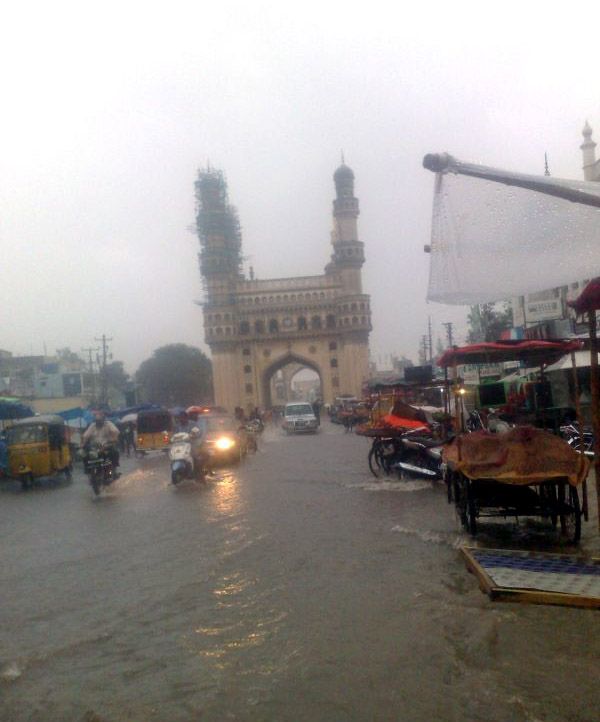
<box><xmin>86</xmin><ymin>444</ymin><xmax>117</xmax><ymax>496</ymax></box>
<box><xmin>169</xmin><ymin>432</ymin><xmax>209</xmax><ymax>484</ymax></box>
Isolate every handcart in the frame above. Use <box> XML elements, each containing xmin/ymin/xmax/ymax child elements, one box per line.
<box><xmin>438</xmin><ymin>340</ymin><xmax>590</xmax><ymax>543</ymax></box>
<box><xmin>444</xmin><ymin>426</ymin><xmax>588</xmax><ymax>543</ymax></box>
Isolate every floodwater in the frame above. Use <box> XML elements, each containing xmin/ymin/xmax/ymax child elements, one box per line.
<box><xmin>1</xmin><ymin>423</ymin><xmax>598</xmax><ymax>721</ymax></box>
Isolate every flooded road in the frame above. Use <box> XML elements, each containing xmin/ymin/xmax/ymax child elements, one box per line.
<box><xmin>1</xmin><ymin>423</ymin><xmax>598</xmax><ymax>721</ymax></box>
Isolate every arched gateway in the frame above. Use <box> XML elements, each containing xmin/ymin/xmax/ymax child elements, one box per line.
<box><xmin>195</xmin><ymin>161</ymin><xmax>371</xmax><ymax>412</ymax></box>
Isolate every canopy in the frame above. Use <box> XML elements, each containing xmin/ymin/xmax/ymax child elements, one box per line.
<box><xmin>422</xmin><ymin>154</ymin><xmax>600</xmax><ymax>304</ymax></box>
<box><xmin>57</xmin><ymin>407</ymin><xmax>94</xmax><ymax>424</ymax></box>
<box><xmin>437</xmin><ymin>340</ymin><xmax>582</xmax><ymax>368</ymax></box>
<box><xmin>545</xmin><ymin>350</ymin><xmax>598</xmax><ymax>373</ymax></box>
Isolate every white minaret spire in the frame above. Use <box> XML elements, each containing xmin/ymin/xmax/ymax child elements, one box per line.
<box><xmin>581</xmin><ymin>120</ymin><xmax>597</xmax><ymax>180</ymax></box>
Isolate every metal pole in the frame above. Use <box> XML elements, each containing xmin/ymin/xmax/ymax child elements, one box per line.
<box><xmin>588</xmin><ymin>311</ymin><xmax>600</xmax><ymax>530</ymax></box>
<box><xmin>571</xmin><ymin>350</ymin><xmax>588</xmax><ymax>521</ymax></box>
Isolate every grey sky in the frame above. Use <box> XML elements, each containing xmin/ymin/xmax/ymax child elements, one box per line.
<box><xmin>2</xmin><ymin>2</ymin><xmax>599</xmax><ymax>373</ymax></box>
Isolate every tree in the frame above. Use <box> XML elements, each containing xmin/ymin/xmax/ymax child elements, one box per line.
<box><xmin>136</xmin><ymin>344</ymin><xmax>213</xmax><ymax>406</ymax></box>
<box><xmin>467</xmin><ymin>303</ymin><xmax>513</xmax><ymax>343</ymax></box>
<box><xmin>103</xmin><ymin>361</ymin><xmax>130</xmax><ymax>391</ymax></box>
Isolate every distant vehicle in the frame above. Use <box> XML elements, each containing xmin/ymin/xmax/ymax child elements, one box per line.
<box><xmin>135</xmin><ymin>408</ymin><xmax>173</xmax><ymax>455</ymax></box>
<box><xmin>282</xmin><ymin>402</ymin><xmax>319</xmax><ymax>434</ymax></box>
<box><xmin>196</xmin><ymin>414</ymin><xmax>248</xmax><ymax>464</ymax></box>
<box><xmin>330</xmin><ymin>396</ymin><xmax>359</xmax><ymax>424</ymax></box>
<box><xmin>5</xmin><ymin>415</ymin><xmax>72</xmax><ymax>490</ymax></box>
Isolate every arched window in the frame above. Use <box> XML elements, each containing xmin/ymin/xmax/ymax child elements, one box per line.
<box><xmin>297</xmin><ymin>316</ymin><xmax>307</xmax><ymax>330</ymax></box>
<box><xmin>352</xmin><ymin>316</ymin><xmax>358</xmax><ymax>325</ymax></box>
<box><xmin>311</xmin><ymin>316</ymin><xmax>322</xmax><ymax>329</ymax></box>
<box><xmin>225</xmin><ymin>327</ymin><xmax>231</xmax><ymax>335</ymax></box>
<box><xmin>319</xmin><ymin>292</ymin><xmax>325</xmax><ymax>298</ymax></box>
<box><xmin>215</xmin><ymin>313</ymin><xmax>222</xmax><ymax>321</ymax></box>
<box><xmin>255</xmin><ymin>320</ymin><xmax>265</xmax><ymax>334</ymax></box>
<box><xmin>269</xmin><ymin>318</ymin><xmax>279</xmax><ymax>333</ymax></box>
<box><xmin>216</xmin><ymin>327</ymin><xmax>223</xmax><ymax>335</ymax></box>
<box><xmin>351</xmin><ymin>303</ymin><xmax>357</xmax><ymax>311</ymax></box>
<box><xmin>254</xmin><ymin>297</ymin><xmax>260</xmax><ymax>304</ymax></box>
<box><xmin>244</xmin><ymin>365</ymin><xmax>251</xmax><ymax>374</ymax></box>
<box><xmin>330</xmin><ymin>358</ymin><xmax>338</xmax><ymax>368</ymax></box>
<box><xmin>239</xmin><ymin>321</ymin><xmax>250</xmax><ymax>335</ymax></box>
<box><xmin>326</xmin><ymin>314</ymin><xmax>336</xmax><ymax>329</ymax></box>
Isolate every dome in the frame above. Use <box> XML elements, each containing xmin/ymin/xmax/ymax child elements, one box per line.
<box><xmin>334</xmin><ymin>163</ymin><xmax>354</xmax><ymax>183</ymax></box>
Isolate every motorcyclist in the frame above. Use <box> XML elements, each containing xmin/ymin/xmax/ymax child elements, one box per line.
<box><xmin>82</xmin><ymin>411</ymin><xmax>120</xmax><ymax>471</ymax></box>
<box><xmin>189</xmin><ymin>426</ymin><xmax>209</xmax><ymax>477</ymax></box>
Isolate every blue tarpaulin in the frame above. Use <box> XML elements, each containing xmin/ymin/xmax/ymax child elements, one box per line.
<box><xmin>57</xmin><ymin>407</ymin><xmax>94</xmax><ymax>426</ymax></box>
<box><xmin>0</xmin><ymin>401</ymin><xmax>34</xmax><ymax>420</ymax></box>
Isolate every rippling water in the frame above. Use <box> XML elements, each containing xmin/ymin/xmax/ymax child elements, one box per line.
<box><xmin>1</xmin><ymin>425</ymin><xmax>598</xmax><ymax>721</ymax></box>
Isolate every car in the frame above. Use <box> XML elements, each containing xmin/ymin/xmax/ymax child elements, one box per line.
<box><xmin>282</xmin><ymin>402</ymin><xmax>319</xmax><ymax>434</ymax></box>
<box><xmin>196</xmin><ymin>414</ymin><xmax>248</xmax><ymax>464</ymax></box>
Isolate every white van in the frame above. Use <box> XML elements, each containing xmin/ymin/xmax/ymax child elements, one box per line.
<box><xmin>282</xmin><ymin>402</ymin><xmax>319</xmax><ymax>434</ymax></box>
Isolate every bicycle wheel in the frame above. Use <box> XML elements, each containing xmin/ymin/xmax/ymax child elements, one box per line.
<box><xmin>368</xmin><ymin>439</ymin><xmax>384</xmax><ymax>477</ymax></box>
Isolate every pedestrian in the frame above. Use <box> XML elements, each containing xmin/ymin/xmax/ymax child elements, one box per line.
<box><xmin>312</xmin><ymin>399</ymin><xmax>322</xmax><ymax>426</ymax></box>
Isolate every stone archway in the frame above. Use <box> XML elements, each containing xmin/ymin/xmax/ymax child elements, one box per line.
<box><xmin>261</xmin><ymin>352</ymin><xmax>322</xmax><ymax>409</ymax></box>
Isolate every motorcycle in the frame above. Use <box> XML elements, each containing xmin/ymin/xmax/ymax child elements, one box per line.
<box><xmin>169</xmin><ymin>432</ymin><xmax>209</xmax><ymax>484</ymax></box>
<box><xmin>392</xmin><ymin>426</ymin><xmax>447</xmax><ymax>480</ymax></box>
<box><xmin>85</xmin><ymin>444</ymin><xmax>117</xmax><ymax>496</ymax></box>
<box><xmin>244</xmin><ymin>423</ymin><xmax>259</xmax><ymax>453</ymax></box>
<box><xmin>560</xmin><ymin>423</ymin><xmax>594</xmax><ymax>457</ymax></box>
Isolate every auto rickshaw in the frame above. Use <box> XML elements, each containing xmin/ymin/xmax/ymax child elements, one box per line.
<box><xmin>5</xmin><ymin>415</ymin><xmax>72</xmax><ymax>490</ymax></box>
<box><xmin>135</xmin><ymin>408</ymin><xmax>173</xmax><ymax>455</ymax></box>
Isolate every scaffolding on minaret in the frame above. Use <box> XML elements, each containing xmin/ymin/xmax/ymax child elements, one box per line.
<box><xmin>194</xmin><ymin>168</ymin><xmax>243</xmax><ymax>298</ymax></box>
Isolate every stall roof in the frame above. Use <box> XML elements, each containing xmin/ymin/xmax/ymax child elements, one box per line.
<box><xmin>568</xmin><ymin>278</ymin><xmax>600</xmax><ymax>315</ymax></box>
<box><xmin>437</xmin><ymin>340</ymin><xmax>582</xmax><ymax>368</ymax></box>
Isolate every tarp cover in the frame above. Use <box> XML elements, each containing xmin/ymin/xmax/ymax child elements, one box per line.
<box><xmin>426</xmin><ymin>168</ymin><xmax>600</xmax><ymax>304</ymax></box>
<box><xmin>443</xmin><ymin>427</ymin><xmax>589</xmax><ymax>486</ymax></box>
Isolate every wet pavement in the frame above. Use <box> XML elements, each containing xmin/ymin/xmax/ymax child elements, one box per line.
<box><xmin>1</xmin><ymin>423</ymin><xmax>598</xmax><ymax>721</ymax></box>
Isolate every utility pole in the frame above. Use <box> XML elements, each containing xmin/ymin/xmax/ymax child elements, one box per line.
<box><xmin>427</xmin><ymin>316</ymin><xmax>433</xmax><ymax>363</ymax></box>
<box><xmin>94</xmin><ymin>335</ymin><xmax>113</xmax><ymax>407</ymax></box>
<box><xmin>420</xmin><ymin>335</ymin><xmax>429</xmax><ymax>364</ymax></box>
<box><xmin>442</xmin><ymin>321</ymin><xmax>454</xmax><ymax>348</ymax></box>
<box><xmin>81</xmin><ymin>346</ymin><xmax>99</xmax><ymax>402</ymax></box>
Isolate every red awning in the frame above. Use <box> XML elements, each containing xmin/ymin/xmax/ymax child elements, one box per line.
<box><xmin>437</xmin><ymin>340</ymin><xmax>583</xmax><ymax>368</ymax></box>
<box><xmin>568</xmin><ymin>278</ymin><xmax>600</xmax><ymax>315</ymax></box>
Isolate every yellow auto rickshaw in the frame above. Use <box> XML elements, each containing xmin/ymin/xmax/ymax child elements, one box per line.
<box><xmin>135</xmin><ymin>408</ymin><xmax>173</xmax><ymax>455</ymax></box>
<box><xmin>6</xmin><ymin>415</ymin><xmax>72</xmax><ymax>490</ymax></box>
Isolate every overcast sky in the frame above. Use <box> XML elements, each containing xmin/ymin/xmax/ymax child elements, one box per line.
<box><xmin>2</xmin><ymin>1</ymin><xmax>600</xmax><ymax>373</ymax></box>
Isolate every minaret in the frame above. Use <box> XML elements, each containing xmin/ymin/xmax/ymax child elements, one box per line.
<box><xmin>581</xmin><ymin>121</ymin><xmax>597</xmax><ymax>181</ymax></box>
<box><xmin>195</xmin><ymin>168</ymin><xmax>242</xmax><ymax>306</ymax></box>
<box><xmin>328</xmin><ymin>158</ymin><xmax>365</xmax><ymax>293</ymax></box>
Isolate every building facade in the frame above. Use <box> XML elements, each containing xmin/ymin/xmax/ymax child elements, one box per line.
<box><xmin>197</xmin><ymin>162</ymin><xmax>371</xmax><ymax>411</ymax></box>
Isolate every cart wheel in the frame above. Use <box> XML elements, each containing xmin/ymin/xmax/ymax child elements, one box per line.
<box><xmin>465</xmin><ymin>480</ymin><xmax>478</xmax><ymax>536</ymax></box>
<box><xmin>542</xmin><ymin>483</ymin><xmax>558</xmax><ymax>528</ymax></box>
<box><xmin>559</xmin><ymin>484</ymin><xmax>581</xmax><ymax>544</ymax></box>
<box><xmin>455</xmin><ymin>475</ymin><xmax>469</xmax><ymax>529</ymax></box>
<box><xmin>445</xmin><ymin>469</ymin><xmax>453</xmax><ymax>504</ymax></box>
